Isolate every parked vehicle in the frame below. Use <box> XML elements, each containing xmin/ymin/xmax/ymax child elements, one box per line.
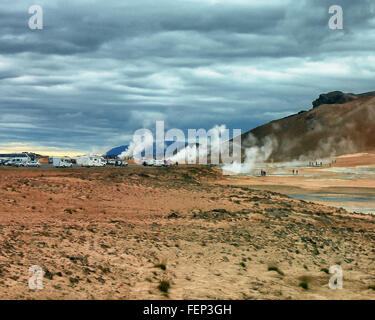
<box><xmin>115</xmin><ymin>160</ymin><xmax>128</xmax><ymax>167</ymax></box>
<box><xmin>100</xmin><ymin>158</ymin><xmax>107</xmax><ymax>166</ymax></box>
<box><xmin>3</xmin><ymin>160</ymin><xmax>13</xmax><ymax>166</ymax></box>
<box><xmin>26</xmin><ymin>160</ymin><xmax>40</xmax><ymax>167</ymax></box>
<box><xmin>107</xmin><ymin>159</ymin><xmax>116</xmax><ymax>166</ymax></box>
<box><xmin>163</xmin><ymin>160</ymin><xmax>173</xmax><ymax>167</ymax></box>
<box><xmin>76</xmin><ymin>155</ymin><xmax>106</xmax><ymax>167</ymax></box>
<box><xmin>153</xmin><ymin>160</ymin><xmax>164</xmax><ymax>167</ymax></box>
<box><xmin>10</xmin><ymin>158</ymin><xmax>29</xmax><ymax>167</ymax></box>
<box><xmin>142</xmin><ymin>159</ymin><xmax>154</xmax><ymax>166</ymax></box>
<box><xmin>51</xmin><ymin>157</ymin><xmax>73</xmax><ymax>168</ymax></box>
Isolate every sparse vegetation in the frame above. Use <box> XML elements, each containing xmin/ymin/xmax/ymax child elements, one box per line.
<box><xmin>98</xmin><ymin>265</ymin><xmax>111</xmax><ymax>274</ymax></box>
<box><xmin>299</xmin><ymin>281</ymin><xmax>309</xmax><ymax>290</ymax></box>
<box><xmin>298</xmin><ymin>276</ymin><xmax>310</xmax><ymax>290</ymax></box>
<box><xmin>157</xmin><ymin>280</ymin><xmax>170</xmax><ymax>293</ymax></box>
<box><xmin>268</xmin><ymin>265</ymin><xmax>284</xmax><ymax>276</ymax></box>
<box><xmin>154</xmin><ymin>263</ymin><xmax>166</xmax><ymax>271</ymax></box>
<box><xmin>321</xmin><ymin>268</ymin><xmax>329</xmax><ymax>274</ymax></box>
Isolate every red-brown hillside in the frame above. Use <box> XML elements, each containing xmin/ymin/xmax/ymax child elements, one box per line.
<box><xmin>240</xmin><ymin>91</ymin><xmax>375</xmax><ymax>161</ymax></box>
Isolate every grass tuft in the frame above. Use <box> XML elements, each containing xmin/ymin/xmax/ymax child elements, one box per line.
<box><xmin>157</xmin><ymin>280</ymin><xmax>170</xmax><ymax>293</ymax></box>
<box><xmin>320</xmin><ymin>268</ymin><xmax>329</xmax><ymax>274</ymax></box>
<box><xmin>298</xmin><ymin>276</ymin><xmax>310</xmax><ymax>290</ymax></box>
<box><xmin>268</xmin><ymin>265</ymin><xmax>284</xmax><ymax>276</ymax></box>
<box><xmin>154</xmin><ymin>263</ymin><xmax>166</xmax><ymax>271</ymax></box>
<box><xmin>299</xmin><ymin>281</ymin><xmax>309</xmax><ymax>290</ymax></box>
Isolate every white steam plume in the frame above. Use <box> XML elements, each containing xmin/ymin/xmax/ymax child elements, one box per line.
<box><xmin>167</xmin><ymin>124</ymin><xmax>228</xmax><ymax>164</ymax></box>
<box><xmin>222</xmin><ymin>135</ymin><xmax>277</xmax><ymax>174</ymax></box>
<box><xmin>118</xmin><ymin>133</ymin><xmax>154</xmax><ymax>160</ymax></box>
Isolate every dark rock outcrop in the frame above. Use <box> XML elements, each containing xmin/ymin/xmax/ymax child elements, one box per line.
<box><xmin>312</xmin><ymin>91</ymin><xmax>357</xmax><ymax>108</ymax></box>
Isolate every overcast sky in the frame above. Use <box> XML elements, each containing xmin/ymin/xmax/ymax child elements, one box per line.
<box><xmin>0</xmin><ymin>0</ymin><xmax>374</xmax><ymax>155</ymax></box>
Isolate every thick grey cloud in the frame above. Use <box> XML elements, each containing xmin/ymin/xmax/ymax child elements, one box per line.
<box><xmin>0</xmin><ymin>0</ymin><xmax>374</xmax><ymax>153</ymax></box>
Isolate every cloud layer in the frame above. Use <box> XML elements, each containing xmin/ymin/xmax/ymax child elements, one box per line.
<box><xmin>1</xmin><ymin>0</ymin><xmax>374</xmax><ymax>153</ymax></box>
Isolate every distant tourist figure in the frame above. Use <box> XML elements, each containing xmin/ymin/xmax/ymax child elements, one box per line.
<box><xmin>292</xmin><ymin>169</ymin><xmax>295</xmax><ymax>175</ymax></box>
<box><xmin>296</xmin><ymin>170</ymin><xmax>299</xmax><ymax>175</ymax></box>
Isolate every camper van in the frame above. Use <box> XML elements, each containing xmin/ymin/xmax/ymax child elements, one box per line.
<box><xmin>0</xmin><ymin>153</ymin><xmax>30</xmax><ymax>167</ymax></box>
<box><xmin>51</xmin><ymin>157</ymin><xmax>72</xmax><ymax>168</ymax></box>
<box><xmin>9</xmin><ymin>157</ymin><xmax>29</xmax><ymax>167</ymax></box>
<box><xmin>76</xmin><ymin>155</ymin><xmax>106</xmax><ymax>167</ymax></box>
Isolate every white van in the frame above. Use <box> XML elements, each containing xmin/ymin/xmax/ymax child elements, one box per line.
<box><xmin>115</xmin><ymin>159</ymin><xmax>128</xmax><ymax>166</ymax></box>
<box><xmin>26</xmin><ymin>160</ymin><xmax>40</xmax><ymax>167</ymax></box>
<box><xmin>153</xmin><ymin>160</ymin><xmax>164</xmax><ymax>167</ymax></box>
<box><xmin>76</xmin><ymin>155</ymin><xmax>106</xmax><ymax>167</ymax></box>
<box><xmin>52</xmin><ymin>157</ymin><xmax>72</xmax><ymax>168</ymax></box>
<box><xmin>10</xmin><ymin>157</ymin><xmax>29</xmax><ymax>167</ymax></box>
<box><xmin>142</xmin><ymin>159</ymin><xmax>155</xmax><ymax>166</ymax></box>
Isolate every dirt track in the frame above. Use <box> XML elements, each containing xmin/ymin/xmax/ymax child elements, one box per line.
<box><xmin>0</xmin><ymin>165</ymin><xmax>374</xmax><ymax>299</ymax></box>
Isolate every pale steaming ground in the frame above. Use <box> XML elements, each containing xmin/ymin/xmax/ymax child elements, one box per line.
<box><xmin>321</xmin><ymin>167</ymin><xmax>375</xmax><ymax>175</ymax></box>
<box><xmin>223</xmin><ymin>152</ymin><xmax>375</xmax><ymax>215</ymax></box>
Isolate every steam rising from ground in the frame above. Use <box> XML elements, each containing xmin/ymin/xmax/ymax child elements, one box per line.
<box><xmin>168</xmin><ymin>143</ymin><xmax>197</xmax><ymax>163</ymax></box>
<box><xmin>119</xmin><ymin>133</ymin><xmax>153</xmax><ymax>160</ymax></box>
<box><xmin>118</xmin><ymin>124</ymin><xmax>235</xmax><ymax>163</ymax></box>
<box><xmin>168</xmin><ymin>125</ymin><xmax>228</xmax><ymax>163</ymax></box>
<box><xmin>222</xmin><ymin>135</ymin><xmax>277</xmax><ymax>175</ymax></box>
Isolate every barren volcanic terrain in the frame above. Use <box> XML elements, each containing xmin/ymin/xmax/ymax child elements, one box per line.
<box><xmin>0</xmin><ymin>165</ymin><xmax>374</xmax><ymax>299</ymax></box>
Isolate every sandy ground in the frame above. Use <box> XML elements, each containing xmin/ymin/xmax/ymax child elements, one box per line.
<box><xmin>0</xmin><ymin>162</ymin><xmax>374</xmax><ymax>300</ymax></box>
